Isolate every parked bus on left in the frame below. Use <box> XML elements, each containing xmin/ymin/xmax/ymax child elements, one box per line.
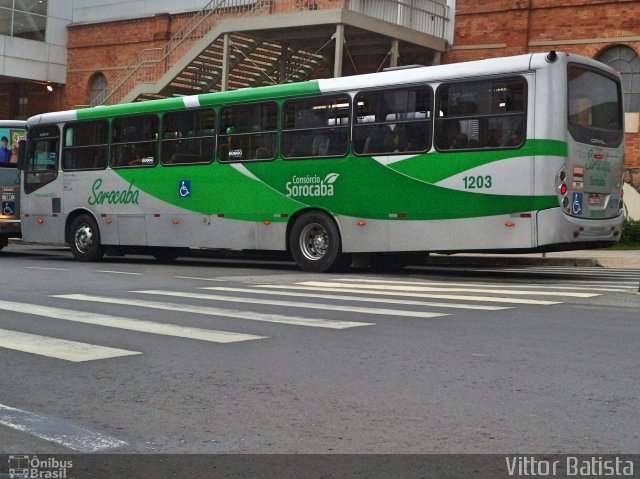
<box><xmin>0</xmin><ymin>120</ymin><xmax>27</xmax><ymax>250</ymax></box>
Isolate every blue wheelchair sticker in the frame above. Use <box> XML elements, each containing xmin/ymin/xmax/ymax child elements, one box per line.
<box><xmin>179</xmin><ymin>180</ymin><xmax>191</xmax><ymax>198</ymax></box>
<box><xmin>571</xmin><ymin>192</ymin><xmax>583</xmax><ymax>215</ymax></box>
<box><xmin>2</xmin><ymin>201</ymin><xmax>15</xmax><ymax>216</ymax></box>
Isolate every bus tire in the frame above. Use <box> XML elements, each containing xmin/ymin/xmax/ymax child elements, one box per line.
<box><xmin>0</xmin><ymin>235</ymin><xmax>7</xmax><ymax>250</ymax></box>
<box><xmin>290</xmin><ymin>211</ymin><xmax>346</xmax><ymax>272</ymax></box>
<box><xmin>69</xmin><ymin>214</ymin><xmax>105</xmax><ymax>262</ymax></box>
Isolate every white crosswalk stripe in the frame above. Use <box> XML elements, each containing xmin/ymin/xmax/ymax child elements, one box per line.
<box><xmin>0</xmin><ymin>299</ymin><xmax>265</xmax><ymax>344</ymax></box>
<box><xmin>134</xmin><ymin>289</ymin><xmax>449</xmax><ymax>319</ymax></box>
<box><xmin>257</xmin><ymin>283</ymin><xmax>562</xmax><ymax>305</ymax></box>
<box><xmin>53</xmin><ymin>294</ymin><xmax>375</xmax><ymax>329</ymax></box>
<box><xmin>296</xmin><ymin>281</ymin><xmax>600</xmax><ymax>298</ymax></box>
<box><xmin>199</xmin><ymin>286</ymin><xmax>511</xmax><ymax>311</ymax></box>
<box><xmin>0</xmin><ymin>328</ymin><xmax>141</xmax><ymax>362</ymax></box>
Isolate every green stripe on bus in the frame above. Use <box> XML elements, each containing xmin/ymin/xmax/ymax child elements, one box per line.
<box><xmin>114</xmin><ymin>152</ymin><xmax>558</xmax><ymax>221</ymax></box>
<box><xmin>76</xmin><ymin>97</ymin><xmax>187</xmax><ymax>120</ymax></box>
<box><xmin>198</xmin><ymin>81</ymin><xmax>322</xmax><ymax>106</ymax></box>
<box><xmin>388</xmin><ymin>139</ymin><xmax>568</xmax><ymax>183</ymax></box>
<box><xmin>76</xmin><ymin>81</ymin><xmax>322</xmax><ymax>121</ymax></box>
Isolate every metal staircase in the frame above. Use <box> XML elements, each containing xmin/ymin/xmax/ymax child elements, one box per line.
<box><xmin>89</xmin><ymin>0</ymin><xmax>451</xmax><ymax>106</ymax></box>
<box><xmin>90</xmin><ymin>0</ymin><xmax>327</xmax><ymax>106</ymax></box>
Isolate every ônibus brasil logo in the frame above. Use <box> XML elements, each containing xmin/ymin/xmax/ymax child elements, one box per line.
<box><xmin>285</xmin><ymin>173</ymin><xmax>339</xmax><ymax>198</ymax></box>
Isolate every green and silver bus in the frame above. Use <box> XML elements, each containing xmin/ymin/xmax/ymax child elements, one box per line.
<box><xmin>0</xmin><ymin>120</ymin><xmax>26</xmax><ymax>250</ymax></box>
<box><xmin>19</xmin><ymin>52</ymin><xmax>625</xmax><ymax>271</ymax></box>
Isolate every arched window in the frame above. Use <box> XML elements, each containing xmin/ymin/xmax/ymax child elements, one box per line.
<box><xmin>89</xmin><ymin>73</ymin><xmax>108</xmax><ymax>104</ymax></box>
<box><xmin>598</xmin><ymin>46</ymin><xmax>640</xmax><ymax>113</ymax></box>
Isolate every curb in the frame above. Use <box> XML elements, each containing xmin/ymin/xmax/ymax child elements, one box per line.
<box><xmin>419</xmin><ymin>255</ymin><xmax>602</xmax><ymax>268</ymax></box>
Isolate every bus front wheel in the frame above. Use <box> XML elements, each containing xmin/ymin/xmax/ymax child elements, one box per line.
<box><xmin>290</xmin><ymin>211</ymin><xmax>346</xmax><ymax>272</ymax></box>
<box><xmin>69</xmin><ymin>215</ymin><xmax>105</xmax><ymax>262</ymax></box>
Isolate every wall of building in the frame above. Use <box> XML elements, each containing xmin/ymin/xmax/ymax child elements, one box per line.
<box><xmin>445</xmin><ymin>0</ymin><xmax>640</xmax><ymax>189</ymax></box>
<box><xmin>0</xmin><ymin>0</ymin><xmax>72</xmax><ymax>86</ymax></box>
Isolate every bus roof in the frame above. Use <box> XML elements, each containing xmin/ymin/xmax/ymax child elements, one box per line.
<box><xmin>0</xmin><ymin>120</ymin><xmax>26</xmax><ymax>128</ymax></box>
<box><xmin>26</xmin><ymin>51</ymin><xmax>614</xmax><ymax>127</ymax></box>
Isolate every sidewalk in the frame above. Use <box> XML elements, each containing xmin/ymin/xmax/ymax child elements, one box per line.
<box><xmin>424</xmin><ymin>249</ymin><xmax>640</xmax><ymax>269</ymax></box>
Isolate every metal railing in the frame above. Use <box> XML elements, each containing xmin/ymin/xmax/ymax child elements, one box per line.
<box><xmin>89</xmin><ymin>0</ymin><xmax>450</xmax><ymax>106</ymax></box>
<box><xmin>347</xmin><ymin>0</ymin><xmax>448</xmax><ymax>38</ymax></box>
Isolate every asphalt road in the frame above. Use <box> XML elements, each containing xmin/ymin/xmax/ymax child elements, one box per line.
<box><xmin>1</xmin><ymin>243</ymin><xmax>639</xmax><ymax>456</ymax></box>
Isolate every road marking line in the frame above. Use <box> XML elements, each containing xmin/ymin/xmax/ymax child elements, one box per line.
<box><xmin>54</xmin><ymin>294</ymin><xmax>374</xmax><ymax>329</ymax></box>
<box><xmin>0</xmin><ymin>403</ymin><xmax>127</xmax><ymax>452</ymax></box>
<box><xmin>95</xmin><ymin>270</ymin><xmax>144</xmax><ymax>275</ymax></box>
<box><xmin>25</xmin><ymin>267</ymin><xmax>68</xmax><ymax>271</ymax></box>
<box><xmin>340</xmin><ymin>277</ymin><xmax>624</xmax><ymax>291</ymax></box>
<box><xmin>0</xmin><ymin>300</ymin><xmax>264</xmax><ymax>344</ymax></box>
<box><xmin>135</xmin><ymin>290</ymin><xmax>449</xmax><ymax>319</ymax></box>
<box><xmin>200</xmin><ymin>286</ymin><xmax>509</xmax><ymax>311</ymax></box>
<box><xmin>257</xmin><ymin>284</ymin><xmax>560</xmax><ymax>305</ymax></box>
<box><xmin>0</xmin><ymin>328</ymin><xmax>141</xmax><ymax>362</ymax></box>
<box><xmin>174</xmin><ymin>276</ymin><xmax>227</xmax><ymax>282</ymax></box>
<box><xmin>297</xmin><ymin>281</ymin><xmax>599</xmax><ymax>298</ymax></box>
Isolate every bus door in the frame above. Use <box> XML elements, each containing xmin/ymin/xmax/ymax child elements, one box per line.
<box><xmin>20</xmin><ymin>124</ymin><xmax>65</xmax><ymax>244</ymax></box>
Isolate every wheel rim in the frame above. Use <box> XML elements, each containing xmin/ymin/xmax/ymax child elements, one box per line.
<box><xmin>74</xmin><ymin>223</ymin><xmax>94</xmax><ymax>254</ymax></box>
<box><xmin>299</xmin><ymin>222</ymin><xmax>329</xmax><ymax>261</ymax></box>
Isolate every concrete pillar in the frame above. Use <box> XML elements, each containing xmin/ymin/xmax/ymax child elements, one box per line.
<box><xmin>333</xmin><ymin>24</ymin><xmax>344</xmax><ymax>78</ymax></box>
<box><xmin>390</xmin><ymin>39</ymin><xmax>399</xmax><ymax>68</ymax></box>
<box><xmin>221</xmin><ymin>33</ymin><xmax>230</xmax><ymax>92</ymax></box>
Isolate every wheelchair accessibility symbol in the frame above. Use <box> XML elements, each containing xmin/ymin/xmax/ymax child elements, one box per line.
<box><xmin>179</xmin><ymin>180</ymin><xmax>191</xmax><ymax>198</ymax></box>
<box><xmin>2</xmin><ymin>201</ymin><xmax>15</xmax><ymax>216</ymax></box>
<box><xmin>571</xmin><ymin>192</ymin><xmax>583</xmax><ymax>215</ymax></box>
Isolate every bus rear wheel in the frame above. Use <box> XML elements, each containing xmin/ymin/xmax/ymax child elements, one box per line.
<box><xmin>290</xmin><ymin>211</ymin><xmax>346</xmax><ymax>272</ymax></box>
<box><xmin>69</xmin><ymin>214</ymin><xmax>105</xmax><ymax>262</ymax></box>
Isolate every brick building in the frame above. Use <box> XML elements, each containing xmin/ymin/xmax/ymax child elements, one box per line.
<box><xmin>445</xmin><ymin>0</ymin><xmax>640</xmax><ymax>187</ymax></box>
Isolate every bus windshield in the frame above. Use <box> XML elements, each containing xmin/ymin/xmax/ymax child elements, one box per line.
<box><xmin>568</xmin><ymin>65</ymin><xmax>623</xmax><ymax>148</ymax></box>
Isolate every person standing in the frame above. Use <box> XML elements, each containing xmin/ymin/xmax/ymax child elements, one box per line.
<box><xmin>0</xmin><ymin>137</ymin><xmax>11</xmax><ymax>163</ymax></box>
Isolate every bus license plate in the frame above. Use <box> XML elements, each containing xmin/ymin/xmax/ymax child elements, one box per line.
<box><xmin>588</xmin><ymin>194</ymin><xmax>601</xmax><ymax>205</ymax></box>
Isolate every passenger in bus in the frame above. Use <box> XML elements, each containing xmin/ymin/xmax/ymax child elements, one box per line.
<box><xmin>450</xmin><ymin>132</ymin><xmax>468</xmax><ymax>150</ymax></box>
<box><xmin>504</xmin><ymin>130</ymin><xmax>523</xmax><ymax>147</ymax></box>
<box><xmin>0</xmin><ymin>137</ymin><xmax>11</xmax><ymax>163</ymax></box>
<box><xmin>485</xmin><ymin>128</ymin><xmax>503</xmax><ymax>147</ymax></box>
<box><xmin>311</xmin><ymin>129</ymin><xmax>331</xmax><ymax>156</ymax></box>
<box><xmin>10</xmin><ymin>144</ymin><xmax>18</xmax><ymax>163</ymax></box>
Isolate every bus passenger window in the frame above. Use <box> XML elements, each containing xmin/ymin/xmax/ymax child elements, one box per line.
<box><xmin>353</xmin><ymin>87</ymin><xmax>431</xmax><ymax>155</ymax></box>
<box><xmin>282</xmin><ymin>95</ymin><xmax>350</xmax><ymax>159</ymax></box>
<box><xmin>435</xmin><ymin>77</ymin><xmax>526</xmax><ymax>151</ymax></box>
<box><xmin>111</xmin><ymin>115</ymin><xmax>159</xmax><ymax>168</ymax></box>
<box><xmin>62</xmin><ymin>120</ymin><xmax>109</xmax><ymax>170</ymax></box>
<box><xmin>161</xmin><ymin>109</ymin><xmax>215</xmax><ymax>165</ymax></box>
<box><xmin>218</xmin><ymin>102</ymin><xmax>277</xmax><ymax>162</ymax></box>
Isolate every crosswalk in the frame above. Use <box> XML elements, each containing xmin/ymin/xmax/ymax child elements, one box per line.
<box><xmin>0</xmin><ymin>271</ymin><xmax>636</xmax><ymax>362</ymax></box>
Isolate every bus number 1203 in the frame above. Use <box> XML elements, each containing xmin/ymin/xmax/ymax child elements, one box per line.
<box><xmin>463</xmin><ymin>175</ymin><xmax>493</xmax><ymax>189</ymax></box>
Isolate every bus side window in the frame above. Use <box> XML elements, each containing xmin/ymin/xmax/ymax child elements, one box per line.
<box><xmin>111</xmin><ymin>115</ymin><xmax>159</xmax><ymax>168</ymax></box>
<box><xmin>435</xmin><ymin>77</ymin><xmax>526</xmax><ymax>151</ymax></box>
<box><xmin>282</xmin><ymin>95</ymin><xmax>350</xmax><ymax>159</ymax></box>
<box><xmin>218</xmin><ymin>102</ymin><xmax>277</xmax><ymax>162</ymax></box>
<box><xmin>62</xmin><ymin>120</ymin><xmax>109</xmax><ymax>170</ymax></box>
<box><xmin>161</xmin><ymin>108</ymin><xmax>215</xmax><ymax>165</ymax></box>
<box><xmin>353</xmin><ymin>87</ymin><xmax>432</xmax><ymax>156</ymax></box>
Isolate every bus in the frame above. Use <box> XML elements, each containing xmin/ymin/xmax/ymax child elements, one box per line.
<box><xmin>19</xmin><ymin>52</ymin><xmax>625</xmax><ymax>272</ymax></box>
<box><xmin>0</xmin><ymin>120</ymin><xmax>26</xmax><ymax>250</ymax></box>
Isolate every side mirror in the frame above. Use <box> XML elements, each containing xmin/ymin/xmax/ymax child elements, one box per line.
<box><xmin>17</xmin><ymin>139</ymin><xmax>26</xmax><ymax>171</ymax></box>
